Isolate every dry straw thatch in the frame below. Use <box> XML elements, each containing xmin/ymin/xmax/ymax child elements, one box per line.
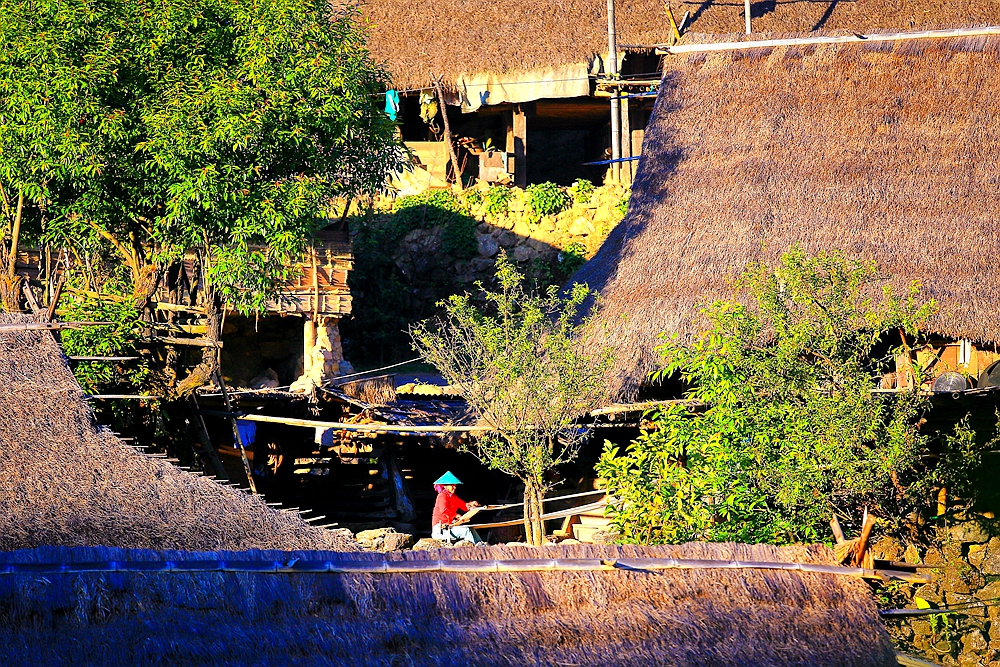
<box><xmin>360</xmin><ymin>0</ymin><xmax>1000</xmax><ymax>89</ymax></box>
<box><xmin>572</xmin><ymin>35</ymin><xmax>1000</xmax><ymax>400</ymax></box>
<box><xmin>0</xmin><ymin>314</ymin><xmax>355</xmax><ymax>551</ymax></box>
<box><xmin>0</xmin><ymin>542</ymin><xmax>897</xmax><ymax>666</ymax></box>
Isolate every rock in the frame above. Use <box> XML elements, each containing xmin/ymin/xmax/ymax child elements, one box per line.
<box><xmin>914</xmin><ymin>583</ymin><xmax>943</xmax><ymax>604</ymax></box>
<box><xmin>526</xmin><ymin>237</ymin><xmax>551</xmax><ymax>253</ymax></box>
<box><xmin>904</xmin><ymin>543</ymin><xmax>923</xmax><ymax>565</ymax></box>
<box><xmin>940</xmin><ymin>570</ymin><xmax>973</xmax><ymax>595</ymax></box>
<box><xmin>950</xmin><ymin>521</ymin><xmax>992</xmax><ymax>544</ymax></box>
<box><xmin>356</xmin><ymin>528</ymin><xmax>415</xmax><ymax>552</ymax></box>
<box><xmin>924</xmin><ymin>547</ymin><xmax>948</xmax><ymax>567</ymax></box>
<box><xmin>590</xmin><ymin>529</ymin><xmax>618</xmax><ymax>545</ymax></box>
<box><xmin>453</xmin><ymin>540</ymin><xmax>475</xmax><ymax>548</ymax></box>
<box><xmin>559</xmin><ymin>539</ymin><xmax>581</xmax><ymax>545</ymax></box>
<box><xmin>975</xmin><ymin>580</ymin><xmax>1000</xmax><ymax>602</ymax></box>
<box><xmin>512</xmin><ymin>217</ymin><xmax>531</xmax><ymax>238</ymax></box>
<box><xmin>969</xmin><ymin>543</ymin><xmax>987</xmax><ymax>569</ymax></box>
<box><xmin>963</xmin><ymin>629</ymin><xmax>989</xmax><ymax>653</ymax></box>
<box><xmin>248</xmin><ymin>368</ymin><xmax>281</xmax><ymax>389</ymax></box>
<box><xmin>957</xmin><ymin>654</ymin><xmax>979</xmax><ymax>667</ymax></box>
<box><xmin>512</xmin><ymin>245</ymin><xmax>535</xmax><ymax>263</ymax></box>
<box><xmin>412</xmin><ymin>538</ymin><xmax>447</xmax><ymax>551</ymax></box>
<box><xmin>477</xmin><ymin>234</ymin><xmax>499</xmax><ymax>257</ymax></box>
<box><xmin>873</xmin><ymin>536</ymin><xmax>904</xmax><ymax>561</ymax></box>
<box><xmin>338</xmin><ymin>361</ymin><xmax>354</xmax><ymax>375</ymax></box>
<box><xmin>476</xmin><ymin>222</ymin><xmax>494</xmax><ymax>234</ymax></box>
<box><xmin>497</xmin><ymin>230</ymin><xmax>518</xmax><ymax>248</ymax></box>
<box><xmin>978</xmin><ymin>538</ymin><xmax>1000</xmax><ymax>575</ymax></box>
<box><xmin>568</xmin><ymin>217</ymin><xmax>590</xmax><ymax>236</ymax></box>
<box><xmin>946</xmin><ymin>592</ymin><xmax>984</xmax><ymax>616</ymax></box>
<box><xmin>469</xmin><ymin>257</ymin><xmax>496</xmax><ymax>274</ymax></box>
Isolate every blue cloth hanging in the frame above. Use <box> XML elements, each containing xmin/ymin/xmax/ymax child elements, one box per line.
<box><xmin>384</xmin><ymin>89</ymin><xmax>400</xmax><ymax>121</ymax></box>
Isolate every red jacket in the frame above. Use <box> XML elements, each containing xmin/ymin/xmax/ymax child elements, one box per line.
<box><xmin>432</xmin><ymin>490</ymin><xmax>468</xmax><ymax>526</ymax></box>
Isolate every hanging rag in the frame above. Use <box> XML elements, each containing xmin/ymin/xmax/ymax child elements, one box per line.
<box><xmin>384</xmin><ymin>89</ymin><xmax>400</xmax><ymax>121</ymax></box>
<box><xmin>418</xmin><ymin>91</ymin><xmax>439</xmax><ymax>125</ymax></box>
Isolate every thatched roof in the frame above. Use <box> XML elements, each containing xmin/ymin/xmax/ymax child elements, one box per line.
<box><xmin>0</xmin><ymin>542</ymin><xmax>897</xmax><ymax>666</ymax></box>
<box><xmin>572</xmin><ymin>34</ymin><xmax>1000</xmax><ymax>400</ymax></box>
<box><xmin>0</xmin><ymin>314</ymin><xmax>355</xmax><ymax>551</ymax></box>
<box><xmin>360</xmin><ymin>0</ymin><xmax>1000</xmax><ymax>90</ymax></box>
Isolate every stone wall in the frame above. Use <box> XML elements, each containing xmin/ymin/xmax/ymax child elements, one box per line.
<box><xmin>342</xmin><ymin>182</ymin><xmax>628</xmax><ymax>364</ymax></box>
<box><xmin>875</xmin><ymin>523</ymin><xmax>1000</xmax><ymax>667</ymax></box>
<box><xmin>392</xmin><ymin>182</ymin><xmax>629</xmax><ymax>287</ymax></box>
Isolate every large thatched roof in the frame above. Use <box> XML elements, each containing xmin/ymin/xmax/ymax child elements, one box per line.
<box><xmin>572</xmin><ymin>34</ymin><xmax>1000</xmax><ymax>400</ymax></box>
<box><xmin>360</xmin><ymin>0</ymin><xmax>1000</xmax><ymax>90</ymax></box>
<box><xmin>0</xmin><ymin>314</ymin><xmax>355</xmax><ymax>551</ymax></box>
<box><xmin>0</xmin><ymin>542</ymin><xmax>897</xmax><ymax>666</ymax></box>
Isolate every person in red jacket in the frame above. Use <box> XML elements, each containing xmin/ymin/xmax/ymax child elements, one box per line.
<box><xmin>431</xmin><ymin>471</ymin><xmax>483</xmax><ymax>544</ymax></box>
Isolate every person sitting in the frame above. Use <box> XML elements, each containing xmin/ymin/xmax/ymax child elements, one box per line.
<box><xmin>431</xmin><ymin>472</ymin><xmax>483</xmax><ymax>544</ymax></box>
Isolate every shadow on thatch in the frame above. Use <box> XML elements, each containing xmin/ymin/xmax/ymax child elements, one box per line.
<box><xmin>0</xmin><ymin>314</ymin><xmax>354</xmax><ymax>551</ymax></box>
<box><xmin>572</xmin><ymin>34</ymin><xmax>1000</xmax><ymax>400</ymax></box>
<box><xmin>0</xmin><ymin>542</ymin><xmax>897</xmax><ymax>666</ymax></box>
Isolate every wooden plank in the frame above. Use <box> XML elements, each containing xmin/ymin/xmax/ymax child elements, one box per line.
<box><xmin>513</xmin><ymin>105</ymin><xmax>527</xmax><ymax>188</ymax></box>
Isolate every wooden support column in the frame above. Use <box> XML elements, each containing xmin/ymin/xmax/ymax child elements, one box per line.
<box><xmin>744</xmin><ymin>0</ymin><xmax>751</xmax><ymax>33</ymax></box>
<box><xmin>303</xmin><ymin>317</ymin><xmax>317</xmax><ymax>377</ymax></box>
<box><xmin>620</xmin><ymin>96</ymin><xmax>633</xmax><ymax>183</ymax></box>
<box><xmin>513</xmin><ymin>105</ymin><xmax>527</xmax><ymax>188</ymax></box>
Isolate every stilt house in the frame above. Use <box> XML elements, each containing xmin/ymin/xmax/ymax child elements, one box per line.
<box><xmin>360</xmin><ymin>0</ymin><xmax>1000</xmax><ymax>190</ymax></box>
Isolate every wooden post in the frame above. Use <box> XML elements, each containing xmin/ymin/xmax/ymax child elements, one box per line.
<box><xmin>620</xmin><ymin>96</ymin><xmax>633</xmax><ymax>182</ymax></box>
<box><xmin>433</xmin><ymin>78</ymin><xmax>463</xmax><ymax>187</ymax></box>
<box><xmin>513</xmin><ymin>105</ymin><xmax>527</xmax><ymax>188</ymax></box>
<box><xmin>607</xmin><ymin>0</ymin><xmax>621</xmax><ymax>183</ymax></box>
<box><xmin>303</xmin><ymin>317</ymin><xmax>317</xmax><ymax>378</ymax></box>
<box><xmin>744</xmin><ymin>0</ymin><xmax>751</xmax><ymax>34</ymax></box>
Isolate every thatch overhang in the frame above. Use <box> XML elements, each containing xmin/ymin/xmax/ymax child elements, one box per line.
<box><xmin>0</xmin><ymin>542</ymin><xmax>898</xmax><ymax>666</ymax></box>
<box><xmin>360</xmin><ymin>0</ymin><xmax>1000</xmax><ymax>95</ymax></box>
<box><xmin>0</xmin><ymin>314</ymin><xmax>355</xmax><ymax>551</ymax></box>
<box><xmin>571</xmin><ymin>33</ymin><xmax>1000</xmax><ymax>400</ymax></box>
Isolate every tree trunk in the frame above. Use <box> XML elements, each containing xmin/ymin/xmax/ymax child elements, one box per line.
<box><xmin>523</xmin><ymin>477</ymin><xmax>545</xmax><ymax>546</ymax></box>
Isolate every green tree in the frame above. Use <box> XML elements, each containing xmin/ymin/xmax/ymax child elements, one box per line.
<box><xmin>597</xmin><ymin>247</ymin><xmax>937</xmax><ymax>544</ymax></box>
<box><xmin>1</xmin><ymin>0</ymin><xmax>403</xmax><ymax>391</ymax></box>
<box><xmin>411</xmin><ymin>252</ymin><xmax>613</xmax><ymax>545</ymax></box>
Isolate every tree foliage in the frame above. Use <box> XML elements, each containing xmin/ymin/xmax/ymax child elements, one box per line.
<box><xmin>0</xmin><ymin>0</ymin><xmax>403</xmax><ymax>311</ymax></box>
<box><xmin>411</xmin><ymin>252</ymin><xmax>613</xmax><ymax>544</ymax></box>
<box><xmin>597</xmin><ymin>247</ymin><xmax>939</xmax><ymax>545</ymax></box>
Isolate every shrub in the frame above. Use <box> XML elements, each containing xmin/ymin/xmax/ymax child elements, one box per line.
<box><xmin>484</xmin><ymin>185</ymin><xmax>513</xmax><ymax>218</ymax></box>
<box><xmin>614</xmin><ymin>189</ymin><xmax>631</xmax><ymax>217</ymax></box>
<box><xmin>597</xmin><ymin>246</ymin><xmax>940</xmax><ymax>545</ymax></box>
<box><xmin>525</xmin><ymin>182</ymin><xmax>570</xmax><ymax>216</ymax></box>
<box><xmin>569</xmin><ymin>179</ymin><xmax>595</xmax><ymax>204</ymax></box>
<box><xmin>558</xmin><ymin>242</ymin><xmax>588</xmax><ymax>276</ymax></box>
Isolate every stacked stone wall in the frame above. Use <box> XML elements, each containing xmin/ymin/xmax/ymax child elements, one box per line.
<box><xmin>875</xmin><ymin>524</ymin><xmax>1000</xmax><ymax>666</ymax></box>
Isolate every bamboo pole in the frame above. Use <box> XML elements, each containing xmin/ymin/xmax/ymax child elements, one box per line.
<box><xmin>198</xmin><ymin>410</ymin><xmax>492</xmax><ymax>434</ymax></box>
<box><xmin>0</xmin><ymin>321</ymin><xmax>112</xmax><ymax>332</ymax></box>
<box><xmin>655</xmin><ymin>25</ymin><xmax>1000</xmax><ymax>55</ymax></box>
<box><xmin>6</xmin><ymin>192</ymin><xmax>23</xmax><ymax>278</ymax></box>
<box><xmin>743</xmin><ymin>0</ymin><xmax>751</xmax><ymax>34</ymax></box>
<box><xmin>607</xmin><ymin>0</ymin><xmax>621</xmax><ymax>183</ymax></box>
<box><xmin>215</xmin><ymin>373</ymin><xmax>257</xmax><ymax>495</ymax></box>
<box><xmin>0</xmin><ymin>557</ymin><xmax>929</xmax><ymax>582</ymax></box>
<box><xmin>465</xmin><ymin>500</ymin><xmax>607</xmax><ymax>529</ymax></box>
